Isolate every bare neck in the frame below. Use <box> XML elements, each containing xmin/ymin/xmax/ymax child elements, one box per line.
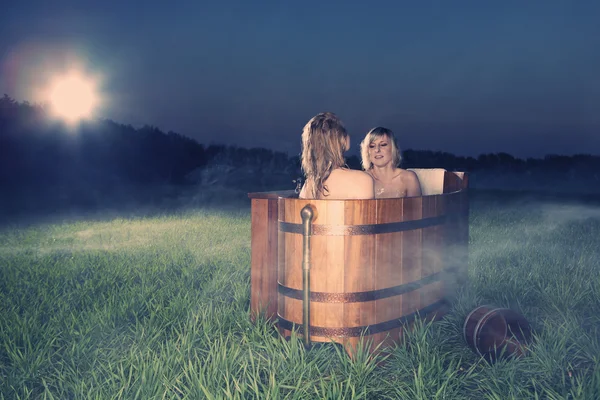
<box><xmin>369</xmin><ymin>164</ymin><xmax>400</xmax><ymax>182</ymax></box>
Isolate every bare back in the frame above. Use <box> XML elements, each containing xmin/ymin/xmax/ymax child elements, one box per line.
<box><xmin>299</xmin><ymin>168</ymin><xmax>375</xmax><ymax>199</ymax></box>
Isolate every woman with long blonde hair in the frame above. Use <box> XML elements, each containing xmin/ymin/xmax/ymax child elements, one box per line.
<box><xmin>360</xmin><ymin>127</ymin><xmax>421</xmax><ymax>198</ymax></box>
<box><xmin>299</xmin><ymin>112</ymin><xmax>374</xmax><ymax>199</ymax></box>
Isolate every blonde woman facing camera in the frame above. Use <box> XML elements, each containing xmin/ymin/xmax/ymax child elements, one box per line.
<box><xmin>299</xmin><ymin>112</ymin><xmax>374</xmax><ymax>199</ymax></box>
<box><xmin>360</xmin><ymin>127</ymin><xmax>422</xmax><ymax>198</ymax></box>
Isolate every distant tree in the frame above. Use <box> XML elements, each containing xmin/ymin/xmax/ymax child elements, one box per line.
<box><xmin>2</xmin><ymin>93</ymin><xmax>600</xmax><ymax>214</ymax></box>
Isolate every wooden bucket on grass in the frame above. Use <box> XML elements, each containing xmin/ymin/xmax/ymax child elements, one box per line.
<box><xmin>463</xmin><ymin>305</ymin><xmax>532</xmax><ymax>361</ymax></box>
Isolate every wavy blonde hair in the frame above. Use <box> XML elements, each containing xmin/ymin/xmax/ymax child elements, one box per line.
<box><xmin>360</xmin><ymin>127</ymin><xmax>402</xmax><ymax>171</ymax></box>
<box><xmin>301</xmin><ymin>112</ymin><xmax>349</xmax><ymax>198</ymax></box>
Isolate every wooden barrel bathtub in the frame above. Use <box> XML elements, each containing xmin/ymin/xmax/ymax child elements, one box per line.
<box><xmin>248</xmin><ymin>169</ymin><xmax>469</xmax><ymax>355</ymax></box>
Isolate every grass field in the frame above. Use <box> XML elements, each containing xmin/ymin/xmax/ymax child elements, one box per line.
<box><xmin>1</xmin><ymin>191</ymin><xmax>599</xmax><ymax>399</ymax></box>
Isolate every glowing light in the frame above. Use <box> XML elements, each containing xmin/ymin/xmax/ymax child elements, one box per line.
<box><xmin>46</xmin><ymin>70</ymin><xmax>100</xmax><ymax>124</ymax></box>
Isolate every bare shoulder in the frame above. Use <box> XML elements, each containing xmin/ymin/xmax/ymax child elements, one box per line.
<box><xmin>349</xmin><ymin>169</ymin><xmax>374</xmax><ymax>198</ymax></box>
<box><xmin>397</xmin><ymin>168</ymin><xmax>419</xmax><ymax>182</ymax></box>
<box><xmin>397</xmin><ymin>168</ymin><xmax>422</xmax><ymax>196</ymax></box>
<box><xmin>333</xmin><ymin>168</ymin><xmax>374</xmax><ymax>199</ymax></box>
<box><xmin>333</xmin><ymin>168</ymin><xmax>371</xmax><ymax>180</ymax></box>
<box><xmin>348</xmin><ymin>168</ymin><xmax>373</xmax><ymax>181</ymax></box>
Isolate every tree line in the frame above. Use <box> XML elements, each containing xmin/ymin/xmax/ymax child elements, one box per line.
<box><xmin>1</xmin><ymin>94</ymin><xmax>599</xmax><ymax>195</ymax></box>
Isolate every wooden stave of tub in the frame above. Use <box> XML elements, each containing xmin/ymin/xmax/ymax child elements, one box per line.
<box><xmin>248</xmin><ymin>170</ymin><xmax>469</xmax><ymax>355</ymax></box>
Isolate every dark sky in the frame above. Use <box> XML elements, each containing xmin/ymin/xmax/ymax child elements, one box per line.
<box><xmin>1</xmin><ymin>1</ymin><xmax>599</xmax><ymax>159</ymax></box>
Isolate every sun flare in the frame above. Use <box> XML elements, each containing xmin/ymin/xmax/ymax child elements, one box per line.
<box><xmin>47</xmin><ymin>71</ymin><xmax>100</xmax><ymax>124</ymax></box>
